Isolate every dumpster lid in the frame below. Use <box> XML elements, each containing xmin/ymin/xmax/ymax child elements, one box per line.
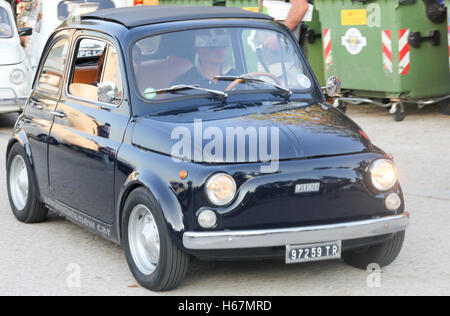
<box><xmin>80</xmin><ymin>6</ymin><xmax>274</xmax><ymax>29</ymax></box>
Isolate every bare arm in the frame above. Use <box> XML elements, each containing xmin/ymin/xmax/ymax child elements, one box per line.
<box><xmin>284</xmin><ymin>0</ymin><xmax>309</xmax><ymax>31</ymax></box>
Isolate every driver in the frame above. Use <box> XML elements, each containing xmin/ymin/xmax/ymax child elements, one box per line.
<box><xmin>172</xmin><ymin>29</ymin><xmax>237</xmax><ymax>90</ymax></box>
<box><xmin>0</xmin><ymin>12</ymin><xmax>12</xmax><ymax>37</ymax></box>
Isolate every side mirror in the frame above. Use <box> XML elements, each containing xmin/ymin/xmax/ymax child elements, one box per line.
<box><xmin>323</xmin><ymin>76</ymin><xmax>341</xmax><ymax>97</ymax></box>
<box><xmin>18</xmin><ymin>27</ymin><xmax>33</xmax><ymax>37</ymax></box>
<box><xmin>97</xmin><ymin>82</ymin><xmax>119</xmax><ymax>104</ymax></box>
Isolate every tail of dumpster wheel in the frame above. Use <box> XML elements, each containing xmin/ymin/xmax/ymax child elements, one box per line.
<box><xmin>314</xmin><ymin>0</ymin><xmax>450</xmax><ymax>121</ymax></box>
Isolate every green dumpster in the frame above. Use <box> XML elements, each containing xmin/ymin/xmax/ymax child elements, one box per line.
<box><xmin>447</xmin><ymin>0</ymin><xmax>450</xmax><ymax>77</ymax></box>
<box><xmin>314</xmin><ymin>0</ymin><xmax>450</xmax><ymax>120</ymax></box>
<box><xmin>224</xmin><ymin>0</ymin><xmax>260</xmax><ymax>11</ymax></box>
<box><xmin>303</xmin><ymin>1</ymin><xmax>326</xmax><ymax>86</ymax></box>
<box><xmin>157</xmin><ymin>0</ymin><xmax>259</xmax><ymax>9</ymax></box>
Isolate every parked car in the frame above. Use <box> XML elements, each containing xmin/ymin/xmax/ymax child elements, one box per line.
<box><xmin>0</xmin><ymin>0</ymin><xmax>32</xmax><ymax>114</ymax></box>
<box><xmin>6</xmin><ymin>6</ymin><xmax>409</xmax><ymax>291</ymax></box>
<box><xmin>25</xmin><ymin>0</ymin><xmax>128</xmax><ymax>73</ymax></box>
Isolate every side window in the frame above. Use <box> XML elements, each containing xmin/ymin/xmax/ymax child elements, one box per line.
<box><xmin>37</xmin><ymin>38</ymin><xmax>69</xmax><ymax>94</ymax></box>
<box><xmin>69</xmin><ymin>37</ymin><xmax>123</xmax><ymax>105</ymax></box>
<box><xmin>102</xmin><ymin>45</ymin><xmax>123</xmax><ymax>102</ymax></box>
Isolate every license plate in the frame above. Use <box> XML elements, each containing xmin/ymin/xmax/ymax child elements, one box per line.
<box><xmin>286</xmin><ymin>241</ymin><xmax>342</xmax><ymax>264</ymax></box>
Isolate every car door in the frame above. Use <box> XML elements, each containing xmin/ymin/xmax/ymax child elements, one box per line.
<box><xmin>48</xmin><ymin>31</ymin><xmax>130</xmax><ymax>224</ymax></box>
<box><xmin>20</xmin><ymin>30</ymin><xmax>71</xmax><ymax>200</ymax></box>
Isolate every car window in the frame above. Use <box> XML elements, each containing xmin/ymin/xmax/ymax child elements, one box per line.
<box><xmin>242</xmin><ymin>29</ymin><xmax>305</xmax><ymax>89</ymax></box>
<box><xmin>0</xmin><ymin>7</ymin><xmax>13</xmax><ymax>38</ymax></box>
<box><xmin>37</xmin><ymin>38</ymin><xmax>70</xmax><ymax>94</ymax></box>
<box><xmin>131</xmin><ymin>27</ymin><xmax>311</xmax><ymax>102</ymax></box>
<box><xmin>57</xmin><ymin>0</ymin><xmax>115</xmax><ymax>21</ymax></box>
<box><xmin>69</xmin><ymin>37</ymin><xmax>123</xmax><ymax>105</ymax></box>
<box><xmin>102</xmin><ymin>45</ymin><xmax>123</xmax><ymax>103</ymax></box>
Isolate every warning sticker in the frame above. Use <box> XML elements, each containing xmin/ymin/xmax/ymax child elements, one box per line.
<box><xmin>341</xmin><ymin>10</ymin><xmax>367</xmax><ymax>26</ymax></box>
<box><xmin>243</xmin><ymin>7</ymin><xmax>259</xmax><ymax>13</ymax></box>
<box><xmin>341</xmin><ymin>28</ymin><xmax>367</xmax><ymax>55</ymax></box>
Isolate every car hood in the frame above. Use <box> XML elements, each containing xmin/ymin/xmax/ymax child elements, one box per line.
<box><xmin>0</xmin><ymin>39</ymin><xmax>25</xmax><ymax>65</ymax></box>
<box><xmin>132</xmin><ymin>101</ymin><xmax>372</xmax><ymax>163</ymax></box>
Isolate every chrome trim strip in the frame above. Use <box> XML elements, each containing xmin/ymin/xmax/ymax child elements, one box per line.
<box><xmin>183</xmin><ymin>213</ymin><xmax>409</xmax><ymax>250</ymax></box>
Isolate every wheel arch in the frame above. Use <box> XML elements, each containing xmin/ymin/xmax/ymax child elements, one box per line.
<box><xmin>115</xmin><ymin>170</ymin><xmax>186</xmax><ymax>248</ymax></box>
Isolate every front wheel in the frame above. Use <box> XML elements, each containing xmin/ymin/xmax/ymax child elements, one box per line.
<box><xmin>342</xmin><ymin>231</ymin><xmax>405</xmax><ymax>270</ymax></box>
<box><xmin>7</xmin><ymin>143</ymin><xmax>48</xmax><ymax>223</ymax></box>
<box><xmin>122</xmin><ymin>188</ymin><xmax>189</xmax><ymax>291</ymax></box>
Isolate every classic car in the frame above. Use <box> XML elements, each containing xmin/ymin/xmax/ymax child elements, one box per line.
<box><xmin>0</xmin><ymin>0</ymin><xmax>32</xmax><ymax>114</ymax></box>
<box><xmin>6</xmin><ymin>6</ymin><xmax>409</xmax><ymax>291</ymax></box>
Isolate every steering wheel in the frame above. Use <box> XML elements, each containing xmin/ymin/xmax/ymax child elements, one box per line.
<box><xmin>225</xmin><ymin>72</ymin><xmax>282</xmax><ymax>92</ymax></box>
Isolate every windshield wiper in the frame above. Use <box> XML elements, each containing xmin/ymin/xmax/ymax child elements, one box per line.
<box><xmin>152</xmin><ymin>84</ymin><xmax>228</xmax><ymax>100</ymax></box>
<box><xmin>215</xmin><ymin>75</ymin><xmax>292</xmax><ymax>99</ymax></box>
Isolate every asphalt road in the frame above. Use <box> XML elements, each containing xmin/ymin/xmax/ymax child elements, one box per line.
<box><xmin>0</xmin><ymin>105</ymin><xmax>449</xmax><ymax>296</ymax></box>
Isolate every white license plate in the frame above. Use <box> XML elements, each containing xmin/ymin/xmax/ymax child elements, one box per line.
<box><xmin>286</xmin><ymin>241</ymin><xmax>342</xmax><ymax>264</ymax></box>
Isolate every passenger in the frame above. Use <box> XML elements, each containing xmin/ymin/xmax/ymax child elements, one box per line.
<box><xmin>172</xmin><ymin>29</ymin><xmax>237</xmax><ymax>90</ymax></box>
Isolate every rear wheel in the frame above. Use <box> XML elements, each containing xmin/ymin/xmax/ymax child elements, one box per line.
<box><xmin>7</xmin><ymin>143</ymin><xmax>48</xmax><ymax>223</ymax></box>
<box><xmin>342</xmin><ymin>231</ymin><xmax>405</xmax><ymax>270</ymax></box>
<box><xmin>122</xmin><ymin>188</ymin><xmax>189</xmax><ymax>291</ymax></box>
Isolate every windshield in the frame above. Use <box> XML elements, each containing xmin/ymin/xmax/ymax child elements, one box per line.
<box><xmin>132</xmin><ymin>27</ymin><xmax>313</xmax><ymax>101</ymax></box>
<box><xmin>57</xmin><ymin>0</ymin><xmax>115</xmax><ymax>21</ymax></box>
<box><xmin>0</xmin><ymin>7</ymin><xmax>13</xmax><ymax>38</ymax></box>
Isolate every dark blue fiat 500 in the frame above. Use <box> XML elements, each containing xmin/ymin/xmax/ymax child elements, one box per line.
<box><xmin>6</xmin><ymin>6</ymin><xmax>409</xmax><ymax>291</ymax></box>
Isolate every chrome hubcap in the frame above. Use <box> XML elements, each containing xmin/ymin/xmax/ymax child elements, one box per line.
<box><xmin>128</xmin><ymin>204</ymin><xmax>160</xmax><ymax>275</ymax></box>
<box><xmin>9</xmin><ymin>155</ymin><xmax>29</xmax><ymax>211</ymax></box>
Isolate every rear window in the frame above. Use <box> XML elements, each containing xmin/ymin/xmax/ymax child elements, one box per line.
<box><xmin>57</xmin><ymin>0</ymin><xmax>115</xmax><ymax>21</ymax></box>
<box><xmin>0</xmin><ymin>7</ymin><xmax>13</xmax><ymax>38</ymax></box>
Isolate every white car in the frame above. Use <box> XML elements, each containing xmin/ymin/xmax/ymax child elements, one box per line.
<box><xmin>0</xmin><ymin>0</ymin><xmax>32</xmax><ymax>114</ymax></box>
<box><xmin>26</xmin><ymin>0</ymin><xmax>128</xmax><ymax>73</ymax></box>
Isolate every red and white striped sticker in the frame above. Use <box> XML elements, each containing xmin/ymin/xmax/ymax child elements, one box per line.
<box><xmin>382</xmin><ymin>30</ymin><xmax>393</xmax><ymax>73</ymax></box>
<box><xmin>399</xmin><ymin>29</ymin><xmax>410</xmax><ymax>75</ymax></box>
<box><xmin>323</xmin><ymin>28</ymin><xmax>333</xmax><ymax>70</ymax></box>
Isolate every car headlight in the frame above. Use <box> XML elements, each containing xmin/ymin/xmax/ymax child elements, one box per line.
<box><xmin>10</xmin><ymin>69</ymin><xmax>26</xmax><ymax>85</ymax></box>
<box><xmin>205</xmin><ymin>173</ymin><xmax>236</xmax><ymax>206</ymax></box>
<box><xmin>369</xmin><ymin>159</ymin><xmax>398</xmax><ymax>191</ymax></box>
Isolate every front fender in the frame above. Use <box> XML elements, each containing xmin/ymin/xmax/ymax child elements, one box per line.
<box><xmin>115</xmin><ymin>169</ymin><xmax>186</xmax><ymax>248</ymax></box>
<box><xmin>7</xmin><ymin>130</ymin><xmax>42</xmax><ymax>201</ymax></box>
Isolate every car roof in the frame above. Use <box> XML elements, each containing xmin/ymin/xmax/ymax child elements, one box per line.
<box><xmin>80</xmin><ymin>5</ymin><xmax>273</xmax><ymax>29</ymax></box>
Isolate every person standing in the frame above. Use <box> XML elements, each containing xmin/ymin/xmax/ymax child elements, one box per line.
<box><xmin>284</xmin><ymin>0</ymin><xmax>310</xmax><ymax>32</ymax></box>
<box><xmin>264</xmin><ymin>0</ymin><xmax>310</xmax><ymax>50</ymax></box>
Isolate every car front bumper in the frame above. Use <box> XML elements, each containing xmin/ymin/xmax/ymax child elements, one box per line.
<box><xmin>0</xmin><ymin>87</ymin><xmax>28</xmax><ymax>112</ymax></box>
<box><xmin>183</xmin><ymin>213</ymin><xmax>409</xmax><ymax>250</ymax></box>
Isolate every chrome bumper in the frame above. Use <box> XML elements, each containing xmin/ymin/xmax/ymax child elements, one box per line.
<box><xmin>183</xmin><ymin>213</ymin><xmax>409</xmax><ymax>250</ymax></box>
<box><xmin>0</xmin><ymin>87</ymin><xmax>27</xmax><ymax>107</ymax></box>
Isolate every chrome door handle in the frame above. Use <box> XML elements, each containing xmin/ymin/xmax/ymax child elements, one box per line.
<box><xmin>50</xmin><ymin>111</ymin><xmax>67</xmax><ymax>118</ymax></box>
